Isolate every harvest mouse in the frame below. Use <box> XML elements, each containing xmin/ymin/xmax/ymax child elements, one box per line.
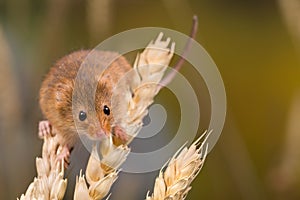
<box><xmin>38</xmin><ymin>16</ymin><xmax>198</xmax><ymax>163</ymax></box>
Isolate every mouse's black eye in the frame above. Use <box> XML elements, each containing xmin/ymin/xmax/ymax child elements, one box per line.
<box><xmin>103</xmin><ymin>105</ymin><xmax>110</xmax><ymax>116</ymax></box>
<box><xmin>79</xmin><ymin>111</ymin><xmax>87</xmax><ymax>121</ymax></box>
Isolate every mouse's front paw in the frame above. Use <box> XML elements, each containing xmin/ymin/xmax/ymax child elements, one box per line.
<box><xmin>113</xmin><ymin>125</ymin><xmax>128</xmax><ymax>143</ymax></box>
<box><xmin>38</xmin><ymin>120</ymin><xmax>52</xmax><ymax>138</ymax></box>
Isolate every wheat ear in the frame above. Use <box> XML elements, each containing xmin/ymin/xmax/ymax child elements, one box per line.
<box><xmin>18</xmin><ymin>135</ymin><xmax>67</xmax><ymax>200</ymax></box>
<box><xmin>146</xmin><ymin>131</ymin><xmax>210</xmax><ymax>200</ymax></box>
<box><xmin>73</xmin><ymin>136</ymin><xmax>130</xmax><ymax>200</ymax></box>
<box><xmin>112</xmin><ymin>32</ymin><xmax>175</xmax><ymax>144</ymax></box>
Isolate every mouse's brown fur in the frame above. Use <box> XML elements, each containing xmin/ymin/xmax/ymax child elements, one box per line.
<box><xmin>39</xmin><ymin>50</ymin><xmax>131</xmax><ymax>148</ymax></box>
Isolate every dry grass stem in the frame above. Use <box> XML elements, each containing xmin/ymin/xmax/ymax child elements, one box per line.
<box><xmin>146</xmin><ymin>131</ymin><xmax>210</xmax><ymax>200</ymax></box>
<box><xmin>18</xmin><ymin>135</ymin><xmax>67</xmax><ymax>200</ymax></box>
<box><xmin>278</xmin><ymin>0</ymin><xmax>300</xmax><ymax>43</ymax></box>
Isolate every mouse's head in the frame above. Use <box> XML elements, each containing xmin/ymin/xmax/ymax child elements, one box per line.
<box><xmin>73</xmin><ymin>83</ymin><xmax>113</xmax><ymax>140</ymax></box>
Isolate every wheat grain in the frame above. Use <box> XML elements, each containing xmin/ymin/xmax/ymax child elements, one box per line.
<box><xmin>73</xmin><ymin>136</ymin><xmax>129</xmax><ymax>200</ymax></box>
<box><xmin>146</xmin><ymin>131</ymin><xmax>210</xmax><ymax>200</ymax></box>
<box><xmin>18</xmin><ymin>135</ymin><xmax>67</xmax><ymax>200</ymax></box>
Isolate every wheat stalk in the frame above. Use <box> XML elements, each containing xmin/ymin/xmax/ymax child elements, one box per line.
<box><xmin>18</xmin><ymin>135</ymin><xmax>67</xmax><ymax>200</ymax></box>
<box><xmin>146</xmin><ymin>131</ymin><xmax>210</xmax><ymax>200</ymax></box>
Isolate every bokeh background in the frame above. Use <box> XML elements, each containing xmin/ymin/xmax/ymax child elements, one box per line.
<box><xmin>0</xmin><ymin>0</ymin><xmax>300</xmax><ymax>199</ymax></box>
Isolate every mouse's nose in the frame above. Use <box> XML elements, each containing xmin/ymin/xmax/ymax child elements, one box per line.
<box><xmin>96</xmin><ymin>129</ymin><xmax>106</xmax><ymax>138</ymax></box>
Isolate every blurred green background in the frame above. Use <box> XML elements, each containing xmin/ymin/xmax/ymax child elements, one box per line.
<box><xmin>0</xmin><ymin>0</ymin><xmax>300</xmax><ymax>199</ymax></box>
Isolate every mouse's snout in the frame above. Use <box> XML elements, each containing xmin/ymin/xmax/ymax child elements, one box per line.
<box><xmin>87</xmin><ymin>122</ymin><xmax>109</xmax><ymax>140</ymax></box>
<box><xmin>96</xmin><ymin>129</ymin><xmax>106</xmax><ymax>138</ymax></box>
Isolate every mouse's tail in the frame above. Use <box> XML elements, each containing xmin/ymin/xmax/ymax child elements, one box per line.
<box><xmin>157</xmin><ymin>15</ymin><xmax>198</xmax><ymax>91</ymax></box>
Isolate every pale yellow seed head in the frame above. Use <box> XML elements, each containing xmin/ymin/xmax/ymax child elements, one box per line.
<box><xmin>74</xmin><ymin>173</ymin><xmax>90</xmax><ymax>200</ymax></box>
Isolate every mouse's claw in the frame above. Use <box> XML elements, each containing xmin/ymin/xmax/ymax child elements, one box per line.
<box><xmin>38</xmin><ymin>120</ymin><xmax>52</xmax><ymax>138</ymax></box>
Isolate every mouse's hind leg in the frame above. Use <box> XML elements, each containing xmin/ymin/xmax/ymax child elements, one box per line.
<box><xmin>38</xmin><ymin>120</ymin><xmax>52</xmax><ymax>138</ymax></box>
<box><xmin>56</xmin><ymin>145</ymin><xmax>71</xmax><ymax>168</ymax></box>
